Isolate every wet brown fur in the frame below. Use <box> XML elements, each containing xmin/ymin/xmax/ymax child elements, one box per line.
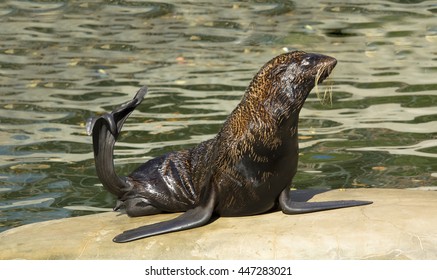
<box><xmin>120</xmin><ymin>51</ymin><xmax>338</xmax><ymax>217</ymax></box>
<box><xmin>88</xmin><ymin>51</ymin><xmax>347</xmax><ymax>242</ymax></box>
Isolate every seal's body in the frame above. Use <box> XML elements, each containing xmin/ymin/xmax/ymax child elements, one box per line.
<box><xmin>87</xmin><ymin>51</ymin><xmax>372</xmax><ymax>243</ymax></box>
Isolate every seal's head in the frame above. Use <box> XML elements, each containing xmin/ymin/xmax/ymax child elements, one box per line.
<box><xmin>245</xmin><ymin>51</ymin><xmax>337</xmax><ymax>115</ymax></box>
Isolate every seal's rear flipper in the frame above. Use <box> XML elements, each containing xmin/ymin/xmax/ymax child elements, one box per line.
<box><xmin>279</xmin><ymin>189</ymin><xmax>372</xmax><ymax>214</ymax></box>
<box><xmin>113</xmin><ymin>189</ymin><xmax>217</xmax><ymax>243</ymax></box>
<box><xmin>86</xmin><ymin>86</ymin><xmax>148</xmax><ymax>138</ymax></box>
<box><xmin>86</xmin><ymin>86</ymin><xmax>148</xmax><ymax>197</ymax></box>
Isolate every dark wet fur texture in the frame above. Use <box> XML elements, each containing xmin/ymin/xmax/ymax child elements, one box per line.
<box><xmin>87</xmin><ymin>51</ymin><xmax>372</xmax><ymax>243</ymax></box>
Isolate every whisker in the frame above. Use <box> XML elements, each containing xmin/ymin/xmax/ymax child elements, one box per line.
<box><xmin>314</xmin><ymin>68</ymin><xmax>323</xmax><ymax>103</ymax></box>
<box><xmin>314</xmin><ymin>66</ymin><xmax>334</xmax><ymax>106</ymax></box>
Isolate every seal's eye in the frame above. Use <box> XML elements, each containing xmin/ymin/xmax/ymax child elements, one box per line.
<box><xmin>300</xmin><ymin>56</ymin><xmax>319</xmax><ymax>70</ymax></box>
<box><xmin>300</xmin><ymin>58</ymin><xmax>310</xmax><ymax>67</ymax></box>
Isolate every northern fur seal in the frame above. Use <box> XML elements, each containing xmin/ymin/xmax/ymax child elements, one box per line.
<box><xmin>87</xmin><ymin>51</ymin><xmax>372</xmax><ymax>243</ymax></box>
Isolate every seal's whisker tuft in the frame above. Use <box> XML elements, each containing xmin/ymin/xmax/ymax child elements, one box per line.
<box><xmin>314</xmin><ymin>66</ymin><xmax>334</xmax><ymax>106</ymax></box>
<box><xmin>323</xmin><ymin>76</ymin><xmax>334</xmax><ymax>107</ymax></box>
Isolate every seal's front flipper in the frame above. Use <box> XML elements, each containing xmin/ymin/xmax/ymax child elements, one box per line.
<box><xmin>113</xmin><ymin>188</ymin><xmax>217</xmax><ymax>243</ymax></box>
<box><xmin>279</xmin><ymin>189</ymin><xmax>372</xmax><ymax>214</ymax></box>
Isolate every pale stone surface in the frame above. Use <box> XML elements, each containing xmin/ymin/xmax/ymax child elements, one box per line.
<box><xmin>1</xmin><ymin>188</ymin><xmax>436</xmax><ymax>260</ymax></box>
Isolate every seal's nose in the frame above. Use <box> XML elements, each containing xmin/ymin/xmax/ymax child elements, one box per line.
<box><xmin>304</xmin><ymin>53</ymin><xmax>337</xmax><ymax>85</ymax></box>
<box><xmin>325</xmin><ymin>55</ymin><xmax>337</xmax><ymax>68</ymax></box>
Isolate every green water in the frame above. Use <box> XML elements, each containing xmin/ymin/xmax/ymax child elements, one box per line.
<box><xmin>0</xmin><ymin>0</ymin><xmax>436</xmax><ymax>232</ymax></box>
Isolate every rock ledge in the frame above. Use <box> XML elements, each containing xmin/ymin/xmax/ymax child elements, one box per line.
<box><xmin>1</xmin><ymin>188</ymin><xmax>436</xmax><ymax>260</ymax></box>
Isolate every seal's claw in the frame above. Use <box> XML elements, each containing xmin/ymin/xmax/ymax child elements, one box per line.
<box><xmin>113</xmin><ymin>200</ymin><xmax>124</xmax><ymax>211</ymax></box>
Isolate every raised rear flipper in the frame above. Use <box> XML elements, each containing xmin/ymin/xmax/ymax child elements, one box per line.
<box><xmin>86</xmin><ymin>86</ymin><xmax>148</xmax><ymax>197</ymax></box>
<box><xmin>86</xmin><ymin>86</ymin><xmax>148</xmax><ymax>138</ymax></box>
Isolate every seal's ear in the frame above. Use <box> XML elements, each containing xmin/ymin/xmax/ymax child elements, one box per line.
<box><xmin>282</xmin><ymin>63</ymin><xmax>299</xmax><ymax>83</ymax></box>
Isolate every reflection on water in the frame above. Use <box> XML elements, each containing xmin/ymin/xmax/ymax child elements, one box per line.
<box><xmin>0</xmin><ymin>0</ymin><xmax>436</xmax><ymax>232</ymax></box>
